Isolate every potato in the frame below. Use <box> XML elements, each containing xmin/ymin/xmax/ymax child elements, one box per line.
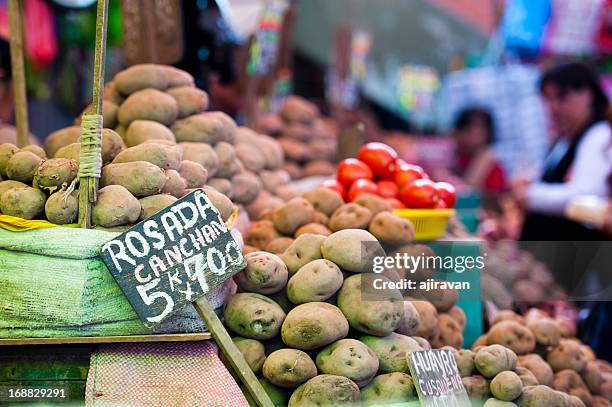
<box><xmin>581</xmin><ymin>345</ymin><xmax>597</xmax><ymax>363</ymax></box>
<box><xmin>278</xmin><ymin>137</ymin><xmax>311</xmax><ymax>163</ymax></box>
<box><xmin>553</xmin><ymin>369</ymin><xmax>593</xmax><ymax>407</ymax></box>
<box><xmin>179</xmin><ymin>160</ymin><xmax>208</xmax><ymax>188</ymax></box>
<box><xmin>527</xmin><ymin>318</ymin><xmax>561</xmax><ymax>348</ymax></box>
<box><xmin>338</xmin><ymin>274</ymin><xmax>404</xmax><ymax>336</ymax></box>
<box><xmin>259</xmin><ymin>169</ymin><xmax>291</xmax><ymax>193</ymax></box>
<box><xmin>5</xmin><ymin>151</ymin><xmax>43</xmax><ymax>183</ymax></box>
<box><xmin>287</xmin><ymin>259</ymin><xmax>343</xmax><ymax>304</ymax></box>
<box><xmin>265</xmin><ymin>237</ymin><xmax>294</xmax><ymax>254</ymax></box>
<box><xmin>409</xmin><ymin>283</ymin><xmax>459</xmax><ymax>313</ymax></box>
<box><xmin>161</xmin><ymin>65</ymin><xmax>194</xmax><ymax>87</ymax></box>
<box><xmin>43</xmin><ymin>126</ymin><xmax>81</xmax><ymax>157</ymax></box>
<box><xmin>234</xmin><ymin>251</ymin><xmax>288</xmax><ymax>295</ymax></box>
<box><xmin>178</xmin><ymin>142</ymin><xmax>219</xmax><ymax>176</ymax></box>
<box><xmin>353</xmin><ymin>193</ymin><xmax>391</xmax><ymax>216</ymax></box>
<box><xmin>76</xmin><ymin>101</ymin><xmax>118</xmax><ymax>129</ymax></box>
<box><xmin>360</xmin><ymin>333</ymin><xmax>421</xmax><ymax>373</ymax></box>
<box><xmin>274</xmin><ymin>184</ymin><xmax>301</xmax><ymax>201</ymax></box>
<box><xmin>45</xmin><ymin>190</ymin><xmax>78</xmax><ymax>224</ymax></box>
<box><xmin>368</xmin><ymin>211</ymin><xmax>414</xmax><ymax>244</ymax></box>
<box><xmin>160</xmin><ymin>169</ymin><xmax>187</xmax><ymax>198</ymax></box>
<box><xmin>516</xmin><ymin>385</ymin><xmax>570</xmax><ymax>407</ymax></box>
<box><xmin>487</xmin><ymin>321</ymin><xmax>536</xmax><ymax>355</ymax></box>
<box><xmin>281</xmin><ymin>302</ymin><xmax>349</xmax><ymax>350</ymax></box>
<box><xmin>21</xmin><ymin>145</ymin><xmax>46</xmax><ymax>159</ymax></box>
<box><xmin>101</xmin><ymin>128</ymin><xmax>125</xmax><ymax>163</ymax></box>
<box><xmin>316</xmin><ymin>339</ymin><xmax>379</xmax><ymax>387</ymax></box>
<box><xmin>548</xmin><ymin>340</ymin><xmax>588</xmax><ymax>372</ymax></box>
<box><xmin>280</xmin><ymin>233</ymin><xmax>326</xmax><ymax>275</ymax></box>
<box><xmin>0</xmin><ymin>143</ymin><xmax>19</xmax><ymax>176</ymax></box>
<box><xmin>593</xmin><ymin>396</ymin><xmax>612</xmax><ymax>407</ymax></box>
<box><xmin>518</xmin><ymin>354</ymin><xmax>554</xmax><ymax>387</ymax></box>
<box><xmin>279</xmin><ymin>96</ymin><xmax>318</xmax><ymax>126</ymax></box>
<box><xmin>288</xmin><ymin>375</ymin><xmax>360</xmax><ymax>407</ymax></box>
<box><xmin>224</xmin><ymin>293</ymin><xmax>286</xmax><ymax>340</ymax></box>
<box><xmin>491</xmin><ymin>371</ymin><xmax>523</xmax><ymax>401</ymax></box>
<box><xmin>101</xmin><ymin>161</ymin><xmax>166</xmax><ymax>197</ymax></box>
<box><xmin>391</xmin><ymin>244</ymin><xmax>436</xmax><ymax>281</ymax></box>
<box><xmin>199</xmin><ymin>186</ymin><xmax>233</xmax><ymax>222</ymax></box>
<box><xmin>53</xmin><ymin>143</ymin><xmax>80</xmax><ymax>161</ymax></box>
<box><xmin>524</xmin><ymin>308</ymin><xmax>549</xmax><ymax>325</ymax></box>
<box><xmin>112</xmin><ymin>142</ymin><xmax>182</xmax><ymax>171</ymax></box>
<box><xmin>272</xmin><ymin>198</ymin><xmax>316</xmax><ymax>235</ymax></box>
<box><xmin>282</xmin><ymin>161</ymin><xmax>304</xmax><ymax>179</ymax></box>
<box><xmin>208</xmin><ymin>111</ymin><xmax>237</xmax><ymax>143</ymax></box>
<box><xmin>412</xmin><ymin>336</ymin><xmax>432</xmax><ymax>350</ymax></box>
<box><xmin>433</xmin><ymin>314</ymin><xmax>464</xmax><ymax>349</ymax></box>
<box><xmin>0</xmin><ymin>187</ymin><xmax>46</xmax><ymax>219</ymax></box>
<box><xmin>473</xmin><ymin>334</ymin><xmax>489</xmax><ymax>350</ymax></box>
<box><xmin>113</xmin><ymin>63</ymin><xmax>168</xmax><ymax>94</ymax></box>
<box><xmin>33</xmin><ymin>158</ymin><xmax>78</xmax><ymax>192</ymax></box>
<box><xmin>115</xmin><ymin>123</ymin><xmax>126</xmax><ymax>141</ymax></box>
<box><xmin>463</xmin><ymin>375</ymin><xmax>492</xmax><ymax>401</ymax></box>
<box><xmin>207</xmin><ymin>177</ymin><xmax>232</xmax><ymax>198</ymax></box>
<box><xmin>303</xmin><ymin>160</ymin><xmax>335</xmax><ymax>177</ymax></box>
<box><xmin>583</xmin><ymin>360</ymin><xmax>612</xmax><ymax>397</ymax></box>
<box><xmin>328</xmin><ymin>203</ymin><xmax>372</xmax><ymax>231</ymax></box>
<box><xmin>515</xmin><ymin>366</ymin><xmax>539</xmax><ymax>387</ymax></box>
<box><xmin>360</xmin><ymin>373</ymin><xmax>416</xmax><ymax>404</ymax></box>
<box><xmin>0</xmin><ymin>180</ymin><xmax>27</xmax><ymax>198</ymax></box>
<box><xmin>262</xmin><ymin>348</ymin><xmax>317</xmax><ymax>388</ymax></box>
<box><xmin>395</xmin><ymin>301</ymin><xmax>421</xmax><ymax>336</ymax></box>
<box><xmin>566</xmin><ymin>395</ymin><xmax>588</xmax><ymax>407</ymax></box>
<box><xmin>235</xmin><ymin>143</ymin><xmax>266</xmax><ymax>172</ymax></box>
<box><xmin>172</xmin><ymin>111</ymin><xmax>235</xmax><ymax>144</ymax></box>
<box><xmin>118</xmin><ymin>88</ymin><xmax>178</xmax><ymax>126</ymax></box>
<box><xmin>125</xmin><ymin>120</ymin><xmax>175</xmax><ymax>147</ymax></box>
<box><xmin>475</xmin><ymin>345</ymin><xmax>518</xmax><ymax>378</ymax></box>
<box><xmin>302</xmin><ymin>187</ymin><xmax>345</xmax><ymax>217</ymax></box>
<box><xmin>411</xmin><ymin>301</ymin><xmax>439</xmax><ymax>343</ymax></box>
<box><xmin>484</xmin><ymin>398</ymin><xmax>518</xmax><ymax>407</ymax></box>
<box><xmin>231</xmin><ymin>172</ymin><xmax>262</xmax><ymax>204</ymax></box>
<box><xmin>248</xmin><ymin>220</ymin><xmax>282</xmax><ymax>249</ymax></box>
<box><xmin>103</xmin><ymin>81</ymin><xmax>124</xmax><ymax>105</ymax></box>
<box><xmin>245</xmin><ymin>191</ymin><xmax>283</xmax><ymax>220</ymax></box>
<box><xmin>448</xmin><ymin>305</ymin><xmax>467</xmax><ymax>331</ymax></box>
<box><xmin>166</xmin><ymin>86</ymin><xmax>208</xmax><ymax>118</ymax></box>
<box><xmin>452</xmin><ymin>349</ymin><xmax>476</xmax><ymax>377</ymax></box>
<box><xmin>321</xmin><ymin>229</ymin><xmax>384</xmax><ymax>273</ymax></box>
<box><xmin>225</xmin><ymin>337</ymin><xmax>266</xmax><ymax>374</ymax></box>
<box><xmin>92</xmin><ymin>185</ymin><xmax>140</xmax><ymax>227</ymax></box>
<box><xmin>294</xmin><ymin>223</ymin><xmax>331</xmax><ymax>237</ymax></box>
<box><xmin>138</xmin><ymin>194</ymin><xmax>177</xmax><ymax>221</ymax></box>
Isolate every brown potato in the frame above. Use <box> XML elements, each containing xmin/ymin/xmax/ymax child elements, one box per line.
<box><xmin>280</xmin><ymin>233</ymin><xmax>326</xmax><ymax>275</ymax></box>
<box><xmin>328</xmin><ymin>203</ymin><xmax>372</xmax><ymax>231</ymax></box>
<box><xmin>487</xmin><ymin>320</ymin><xmax>536</xmax><ymax>356</ymax></box>
<box><xmin>233</xmin><ymin>251</ymin><xmax>288</xmax><ymax>295</ymax></box>
<box><xmin>527</xmin><ymin>318</ymin><xmax>561</xmax><ymax>348</ymax></box>
<box><xmin>303</xmin><ymin>160</ymin><xmax>335</xmax><ymax>177</ymax></box>
<box><xmin>272</xmin><ymin>197</ymin><xmax>316</xmax><ymax>236</ymax></box>
<box><xmin>368</xmin><ymin>211</ymin><xmax>414</xmax><ymax>244</ymax></box>
<box><xmin>518</xmin><ymin>354</ymin><xmax>554</xmax><ymax>387</ymax></box>
<box><xmin>247</xmin><ymin>220</ymin><xmax>282</xmax><ymax>249</ymax></box>
<box><xmin>302</xmin><ymin>187</ymin><xmax>344</xmax><ymax>217</ymax></box>
<box><xmin>433</xmin><ymin>314</ymin><xmax>463</xmax><ymax>349</ymax></box>
<box><xmin>264</xmin><ymin>237</ymin><xmax>295</xmax><ymax>254</ymax></box>
<box><xmin>294</xmin><ymin>223</ymin><xmax>331</xmax><ymax>237</ymax></box>
<box><xmin>353</xmin><ymin>193</ymin><xmax>392</xmax><ymax>216</ymax></box>
<box><xmin>231</xmin><ymin>171</ymin><xmax>262</xmax><ymax>205</ymax></box>
<box><xmin>553</xmin><ymin>370</ymin><xmax>593</xmax><ymax>407</ymax></box>
<box><xmin>411</xmin><ymin>301</ymin><xmax>439</xmax><ymax>343</ymax></box>
<box><xmin>125</xmin><ymin>120</ymin><xmax>176</xmax><ymax>147</ymax></box>
<box><xmin>548</xmin><ymin>339</ymin><xmax>589</xmax><ymax>372</ymax></box>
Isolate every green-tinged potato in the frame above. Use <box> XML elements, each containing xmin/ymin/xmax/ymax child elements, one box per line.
<box><xmin>491</xmin><ymin>371</ymin><xmax>523</xmax><ymax>401</ymax></box>
<box><xmin>547</xmin><ymin>339</ymin><xmax>588</xmax><ymax>372</ymax></box>
<box><xmin>288</xmin><ymin>375</ymin><xmax>360</xmax><ymax>407</ymax></box>
<box><xmin>224</xmin><ymin>337</ymin><xmax>266</xmax><ymax>374</ymax></box>
<box><xmin>273</xmin><ymin>198</ymin><xmax>316</xmax><ymax>235</ymax></box>
<box><xmin>179</xmin><ymin>142</ymin><xmax>219</xmax><ymax>175</ymax></box>
<box><xmin>45</xmin><ymin>191</ymin><xmax>78</xmax><ymax>224</ymax></box>
<box><xmin>412</xmin><ymin>336</ymin><xmax>432</xmax><ymax>350</ymax></box>
<box><xmin>263</xmin><ymin>348</ymin><xmax>317</xmax><ymax>388</ymax></box>
<box><xmin>395</xmin><ymin>301</ymin><xmax>421</xmax><ymax>336</ymax></box>
<box><xmin>103</xmin><ymin>81</ymin><xmax>124</xmax><ymax>105</ymax></box>
<box><xmin>518</xmin><ymin>354</ymin><xmax>554</xmax><ymax>387</ymax></box>
<box><xmin>113</xmin><ymin>63</ymin><xmax>168</xmax><ymax>94</ymax></box>
<box><xmin>0</xmin><ymin>180</ymin><xmax>28</xmax><ymax>197</ymax></box>
<box><xmin>117</xmin><ymin>88</ymin><xmax>178</xmax><ymax>126</ymax></box>
<box><xmin>265</xmin><ymin>237</ymin><xmax>294</xmax><ymax>254</ymax></box>
<box><xmin>113</xmin><ymin>142</ymin><xmax>182</xmax><ymax>170</ymax></box>
<box><xmin>242</xmin><ymin>378</ymin><xmax>289</xmax><ymax>407</ymax></box>
<box><xmin>411</xmin><ymin>301</ymin><xmax>439</xmax><ymax>343</ymax></box>
<box><xmin>125</xmin><ymin>120</ymin><xmax>175</xmax><ymax>147</ymax></box>
<box><xmin>207</xmin><ymin>178</ymin><xmax>232</xmax><ymax>198</ymax></box>
<box><xmin>138</xmin><ymin>194</ymin><xmax>177</xmax><ymax>221</ymax></box>
<box><xmin>452</xmin><ymin>349</ymin><xmax>476</xmax><ymax>377</ymax></box>
<box><xmin>316</xmin><ymin>339</ymin><xmax>379</xmax><ymax>387</ymax></box>
<box><xmin>463</xmin><ymin>375</ymin><xmax>491</xmax><ymax>401</ymax></box>
<box><xmin>353</xmin><ymin>193</ymin><xmax>392</xmax><ymax>216</ymax></box>
<box><xmin>6</xmin><ymin>151</ymin><xmax>43</xmax><ymax>183</ymax></box>
<box><xmin>487</xmin><ymin>321</ymin><xmax>536</xmax><ymax>356</ymax></box>
<box><xmin>224</xmin><ymin>293</ymin><xmax>286</xmax><ymax>340</ymax></box>
<box><xmin>161</xmin><ymin>65</ymin><xmax>194</xmax><ymax>88</ymax></box>
<box><xmin>448</xmin><ymin>305</ymin><xmax>467</xmax><ymax>331</ymax></box>
<box><xmin>171</xmin><ymin>113</ymin><xmax>225</xmax><ymax>144</ymax></box>
<box><xmin>92</xmin><ymin>185</ymin><xmax>140</xmax><ymax>227</ymax></box>
<box><xmin>360</xmin><ymin>333</ymin><xmax>421</xmax><ymax>373</ymax></box>
<box><xmin>434</xmin><ymin>313</ymin><xmax>464</xmax><ymax>349</ymax></box>
<box><xmin>360</xmin><ymin>373</ymin><xmax>416</xmax><ymax>405</ymax></box>
<box><xmin>54</xmin><ymin>143</ymin><xmax>80</xmax><ymax>161</ymax></box>
<box><xmin>583</xmin><ymin>360</ymin><xmax>612</xmax><ymax>397</ymax></box>
<box><xmin>234</xmin><ymin>251</ymin><xmax>288</xmax><ymax>295</ymax></box>
<box><xmin>328</xmin><ymin>203</ymin><xmax>372</xmax><ymax>231</ymax></box>
<box><xmin>33</xmin><ymin>158</ymin><xmax>78</xmax><ymax>192</ymax></box>
<box><xmin>236</xmin><ymin>144</ymin><xmax>266</xmax><ymax>172</ymax></box>
<box><xmin>231</xmin><ymin>172</ymin><xmax>262</xmax><ymax>204</ymax></box>
<box><xmin>281</xmin><ymin>302</ymin><xmax>349</xmax><ymax>350</ymax></box>
<box><xmin>21</xmin><ymin>145</ymin><xmax>46</xmax><ymax>159</ymax></box>
<box><xmin>368</xmin><ymin>211</ymin><xmax>414</xmax><ymax>244</ymax></box>
<box><xmin>179</xmin><ymin>160</ymin><xmax>208</xmax><ymax>188</ymax></box>
<box><xmin>247</xmin><ymin>220</ymin><xmax>282</xmax><ymax>249</ymax></box>
<box><xmin>516</xmin><ymin>385</ymin><xmax>572</xmax><ymax>407</ymax></box>
<box><xmin>0</xmin><ymin>187</ymin><xmax>46</xmax><ymax>219</ymax></box>
<box><xmin>161</xmin><ymin>169</ymin><xmax>186</xmax><ymax>198</ymax></box>
<box><xmin>295</xmin><ymin>223</ymin><xmax>331</xmax><ymax>237</ymax></box>
<box><xmin>280</xmin><ymin>233</ymin><xmax>326</xmax><ymax>275</ymax></box>
<box><xmin>484</xmin><ymin>398</ymin><xmax>518</xmax><ymax>407</ymax></box>
<box><xmin>475</xmin><ymin>345</ymin><xmax>518</xmax><ymax>378</ymax></box>
<box><xmin>200</xmin><ymin>186</ymin><xmax>233</xmax><ymax>221</ymax></box>
<box><xmin>516</xmin><ymin>366</ymin><xmax>539</xmax><ymax>387</ymax></box>
<box><xmin>287</xmin><ymin>259</ymin><xmax>343</xmax><ymax>304</ymax></box>
<box><xmin>528</xmin><ymin>318</ymin><xmax>561</xmax><ymax>348</ymax></box>
<box><xmin>166</xmin><ymin>86</ymin><xmax>209</xmax><ymax>118</ymax></box>
<box><xmin>338</xmin><ymin>274</ymin><xmax>404</xmax><ymax>336</ymax></box>
<box><xmin>101</xmin><ymin>161</ymin><xmax>166</xmax><ymax>197</ymax></box>
<box><xmin>302</xmin><ymin>187</ymin><xmax>344</xmax><ymax>217</ymax></box>
<box><xmin>321</xmin><ymin>229</ymin><xmax>384</xmax><ymax>273</ymax></box>
<box><xmin>0</xmin><ymin>143</ymin><xmax>19</xmax><ymax>176</ymax></box>
<box><xmin>43</xmin><ymin>126</ymin><xmax>81</xmax><ymax>157</ymax></box>
<box><xmin>553</xmin><ymin>370</ymin><xmax>592</xmax><ymax>406</ymax></box>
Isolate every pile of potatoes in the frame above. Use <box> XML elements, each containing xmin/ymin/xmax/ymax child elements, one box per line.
<box><xmin>254</xmin><ymin>96</ymin><xmax>338</xmax><ymax>180</ymax></box>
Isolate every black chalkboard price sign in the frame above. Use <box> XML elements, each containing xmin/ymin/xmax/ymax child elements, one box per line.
<box><xmin>100</xmin><ymin>189</ymin><xmax>274</xmax><ymax>407</ymax></box>
<box><xmin>407</xmin><ymin>349</ymin><xmax>471</xmax><ymax>407</ymax></box>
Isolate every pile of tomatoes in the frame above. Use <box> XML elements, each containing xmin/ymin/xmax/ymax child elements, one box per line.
<box><xmin>322</xmin><ymin>142</ymin><xmax>456</xmax><ymax>210</ymax></box>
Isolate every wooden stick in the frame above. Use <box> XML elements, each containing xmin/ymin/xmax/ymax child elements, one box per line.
<box><xmin>7</xmin><ymin>0</ymin><xmax>28</xmax><ymax>148</ymax></box>
<box><xmin>195</xmin><ymin>297</ymin><xmax>274</xmax><ymax>407</ymax></box>
<box><xmin>78</xmin><ymin>0</ymin><xmax>109</xmax><ymax>228</ymax></box>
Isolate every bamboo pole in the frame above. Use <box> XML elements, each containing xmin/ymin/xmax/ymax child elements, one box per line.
<box><xmin>7</xmin><ymin>0</ymin><xmax>28</xmax><ymax>148</ymax></box>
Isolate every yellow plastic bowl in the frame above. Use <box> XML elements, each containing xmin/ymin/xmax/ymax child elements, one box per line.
<box><xmin>393</xmin><ymin>208</ymin><xmax>456</xmax><ymax>241</ymax></box>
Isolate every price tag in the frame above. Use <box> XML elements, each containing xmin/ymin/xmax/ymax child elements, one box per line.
<box><xmin>100</xmin><ymin>189</ymin><xmax>246</xmax><ymax>328</ymax></box>
<box><xmin>407</xmin><ymin>349</ymin><xmax>471</xmax><ymax>407</ymax></box>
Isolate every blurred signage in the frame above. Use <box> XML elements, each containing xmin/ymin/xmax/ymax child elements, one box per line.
<box><xmin>397</xmin><ymin>65</ymin><xmax>440</xmax><ymax>113</ymax></box>
<box><xmin>247</xmin><ymin>1</ymin><xmax>286</xmax><ymax>76</ymax></box>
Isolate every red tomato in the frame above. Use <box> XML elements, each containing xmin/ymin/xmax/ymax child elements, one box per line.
<box><xmin>321</xmin><ymin>179</ymin><xmax>347</xmax><ymax>201</ymax></box>
<box><xmin>435</xmin><ymin>182</ymin><xmax>457</xmax><ymax>208</ymax></box>
<box><xmin>337</xmin><ymin>158</ymin><xmax>373</xmax><ymax>187</ymax></box>
<box><xmin>348</xmin><ymin>179</ymin><xmax>379</xmax><ymax>201</ymax></box>
<box><xmin>376</xmin><ymin>180</ymin><xmax>398</xmax><ymax>198</ymax></box>
<box><xmin>398</xmin><ymin>179</ymin><xmax>440</xmax><ymax>208</ymax></box>
<box><xmin>357</xmin><ymin>143</ymin><xmax>398</xmax><ymax>179</ymax></box>
<box><xmin>434</xmin><ymin>199</ymin><xmax>448</xmax><ymax>209</ymax></box>
<box><xmin>385</xmin><ymin>197</ymin><xmax>405</xmax><ymax>210</ymax></box>
<box><xmin>394</xmin><ymin>163</ymin><xmax>426</xmax><ymax>188</ymax></box>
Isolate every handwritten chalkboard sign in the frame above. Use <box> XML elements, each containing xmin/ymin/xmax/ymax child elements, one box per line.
<box><xmin>407</xmin><ymin>349</ymin><xmax>471</xmax><ymax>407</ymax></box>
<box><xmin>101</xmin><ymin>189</ymin><xmax>246</xmax><ymax>328</ymax></box>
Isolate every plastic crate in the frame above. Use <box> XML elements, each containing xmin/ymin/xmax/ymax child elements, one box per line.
<box><xmin>393</xmin><ymin>209</ymin><xmax>456</xmax><ymax>241</ymax></box>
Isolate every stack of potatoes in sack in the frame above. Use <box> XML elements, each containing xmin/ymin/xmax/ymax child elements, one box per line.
<box><xmin>255</xmin><ymin>96</ymin><xmax>337</xmax><ymax>180</ymax></box>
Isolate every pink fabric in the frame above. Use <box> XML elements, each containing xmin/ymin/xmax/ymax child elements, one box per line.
<box><xmin>85</xmin><ymin>342</ymin><xmax>249</xmax><ymax>407</ymax></box>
